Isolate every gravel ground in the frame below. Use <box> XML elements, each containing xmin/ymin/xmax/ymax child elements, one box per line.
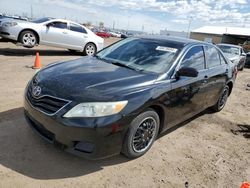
<box><xmin>0</xmin><ymin>38</ymin><xmax>249</xmax><ymax>188</ymax></box>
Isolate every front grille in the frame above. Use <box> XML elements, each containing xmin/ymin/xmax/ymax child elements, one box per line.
<box><xmin>27</xmin><ymin>84</ymin><xmax>70</xmax><ymax>115</ymax></box>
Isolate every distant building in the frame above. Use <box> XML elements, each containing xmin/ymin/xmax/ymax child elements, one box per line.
<box><xmin>190</xmin><ymin>26</ymin><xmax>250</xmax><ymax>45</ymax></box>
<box><xmin>160</xmin><ymin>29</ymin><xmax>188</xmax><ymax>38</ymax></box>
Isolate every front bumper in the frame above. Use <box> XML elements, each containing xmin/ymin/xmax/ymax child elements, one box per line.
<box><xmin>0</xmin><ymin>26</ymin><xmax>19</xmax><ymax>41</ymax></box>
<box><xmin>24</xmin><ymin>97</ymin><xmax>131</xmax><ymax>159</ymax></box>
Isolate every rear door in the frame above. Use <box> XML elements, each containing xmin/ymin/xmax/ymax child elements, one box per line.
<box><xmin>166</xmin><ymin>45</ymin><xmax>209</xmax><ymax>128</ymax></box>
<box><xmin>204</xmin><ymin>45</ymin><xmax>228</xmax><ymax>107</ymax></box>
<box><xmin>40</xmin><ymin>21</ymin><xmax>71</xmax><ymax>48</ymax></box>
<box><xmin>65</xmin><ymin>22</ymin><xmax>88</xmax><ymax>50</ymax></box>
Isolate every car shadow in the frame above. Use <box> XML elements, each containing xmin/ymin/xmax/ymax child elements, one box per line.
<box><xmin>157</xmin><ymin>108</ymin><xmax>215</xmax><ymax>139</ymax></box>
<box><xmin>0</xmin><ymin>107</ymin><xmax>129</xmax><ymax>180</ymax></box>
<box><xmin>231</xmin><ymin>124</ymin><xmax>250</xmax><ymax>139</ymax></box>
<box><xmin>0</xmin><ymin>48</ymin><xmax>82</xmax><ymax>56</ymax></box>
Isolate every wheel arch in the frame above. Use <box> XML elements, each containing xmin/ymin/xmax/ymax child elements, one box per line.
<box><xmin>18</xmin><ymin>29</ymin><xmax>40</xmax><ymax>44</ymax></box>
<box><xmin>226</xmin><ymin>81</ymin><xmax>233</xmax><ymax>96</ymax></box>
<box><xmin>84</xmin><ymin>42</ymin><xmax>97</xmax><ymax>51</ymax></box>
<box><xmin>147</xmin><ymin>104</ymin><xmax>165</xmax><ymax>135</ymax></box>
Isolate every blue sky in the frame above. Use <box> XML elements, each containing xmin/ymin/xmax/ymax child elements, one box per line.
<box><xmin>1</xmin><ymin>0</ymin><xmax>250</xmax><ymax>33</ymax></box>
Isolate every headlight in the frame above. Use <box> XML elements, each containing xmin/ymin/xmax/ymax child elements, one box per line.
<box><xmin>63</xmin><ymin>101</ymin><xmax>128</xmax><ymax>118</ymax></box>
<box><xmin>2</xmin><ymin>22</ymin><xmax>18</xmax><ymax>27</ymax></box>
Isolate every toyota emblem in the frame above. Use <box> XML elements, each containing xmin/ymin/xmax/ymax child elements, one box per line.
<box><xmin>32</xmin><ymin>86</ymin><xmax>42</xmax><ymax>97</ymax></box>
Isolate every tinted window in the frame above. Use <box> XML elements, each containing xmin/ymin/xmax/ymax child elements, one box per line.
<box><xmin>70</xmin><ymin>23</ymin><xmax>87</xmax><ymax>33</ymax></box>
<box><xmin>219</xmin><ymin>53</ymin><xmax>227</xmax><ymax>64</ymax></box>
<box><xmin>205</xmin><ymin>46</ymin><xmax>221</xmax><ymax>68</ymax></box>
<box><xmin>180</xmin><ymin>46</ymin><xmax>205</xmax><ymax>70</ymax></box>
<box><xmin>50</xmin><ymin>22</ymin><xmax>67</xmax><ymax>29</ymax></box>
<box><xmin>96</xmin><ymin>38</ymin><xmax>183</xmax><ymax>74</ymax></box>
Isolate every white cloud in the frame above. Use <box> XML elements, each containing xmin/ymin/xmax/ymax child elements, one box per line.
<box><xmin>1</xmin><ymin>0</ymin><xmax>250</xmax><ymax>32</ymax></box>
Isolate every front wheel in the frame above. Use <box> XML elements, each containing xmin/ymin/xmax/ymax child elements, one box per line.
<box><xmin>212</xmin><ymin>85</ymin><xmax>229</xmax><ymax>112</ymax></box>
<box><xmin>122</xmin><ymin>109</ymin><xmax>160</xmax><ymax>159</ymax></box>
<box><xmin>83</xmin><ymin>43</ymin><xmax>96</xmax><ymax>56</ymax></box>
<box><xmin>19</xmin><ymin>30</ymin><xmax>37</xmax><ymax>48</ymax></box>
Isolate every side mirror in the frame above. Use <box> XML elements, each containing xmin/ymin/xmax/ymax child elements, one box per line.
<box><xmin>46</xmin><ymin>23</ymin><xmax>53</xmax><ymax>27</ymax></box>
<box><xmin>176</xmin><ymin>67</ymin><xmax>198</xmax><ymax>78</ymax></box>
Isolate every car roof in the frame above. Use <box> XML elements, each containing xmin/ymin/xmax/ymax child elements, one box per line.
<box><xmin>217</xmin><ymin>43</ymin><xmax>241</xmax><ymax>48</ymax></box>
<box><xmin>137</xmin><ymin>35</ymin><xmax>208</xmax><ymax>47</ymax></box>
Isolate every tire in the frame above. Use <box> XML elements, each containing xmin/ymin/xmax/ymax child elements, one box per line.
<box><xmin>122</xmin><ymin>109</ymin><xmax>160</xmax><ymax>159</ymax></box>
<box><xmin>19</xmin><ymin>30</ymin><xmax>37</xmax><ymax>48</ymax></box>
<box><xmin>212</xmin><ymin>85</ymin><xmax>229</xmax><ymax>112</ymax></box>
<box><xmin>83</xmin><ymin>43</ymin><xmax>96</xmax><ymax>56</ymax></box>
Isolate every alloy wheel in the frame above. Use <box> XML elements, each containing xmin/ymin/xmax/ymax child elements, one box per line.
<box><xmin>132</xmin><ymin>117</ymin><xmax>157</xmax><ymax>153</ymax></box>
<box><xmin>218</xmin><ymin>88</ymin><xmax>229</xmax><ymax>110</ymax></box>
<box><xmin>85</xmin><ymin>44</ymin><xmax>96</xmax><ymax>56</ymax></box>
<box><xmin>22</xmin><ymin>33</ymin><xmax>36</xmax><ymax>46</ymax></box>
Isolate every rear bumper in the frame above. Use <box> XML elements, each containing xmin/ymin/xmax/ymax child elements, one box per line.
<box><xmin>24</xmin><ymin>97</ymin><xmax>130</xmax><ymax>159</ymax></box>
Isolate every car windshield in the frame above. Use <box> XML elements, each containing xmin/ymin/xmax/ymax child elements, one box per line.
<box><xmin>32</xmin><ymin>17</ymin><xmax>52</xmax><ymax>23</ymax></box>
<box><xmin>95</xmin><ymin>38</ymin><xmax>182</xmax><ymax>74</ymax></box>
<box><xmin>218</xmin><ymin>45</ymin><xmax>240</xmax><ymax>56</ymax></box>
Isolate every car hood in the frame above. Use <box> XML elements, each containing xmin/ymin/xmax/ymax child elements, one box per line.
<box><xmin>34</xmin><ymin>57</ymin><xmax>158</xmax><ymax>102</ymax></box>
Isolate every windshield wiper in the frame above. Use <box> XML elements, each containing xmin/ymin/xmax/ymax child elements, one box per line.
<box><xmin>111</xmin><ymin>61</ymin><xmax>138</xmax><ymax>71</ymax></box>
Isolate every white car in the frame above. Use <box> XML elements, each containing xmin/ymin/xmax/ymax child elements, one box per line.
<box><xmin>0</xmin><ymin>17</ymin><xmax>104</xmax><ymax>55</ymax></box>
<box><xmin>217</xmin><ymin>43</ymin><xmax>246</xmax><ymax>70</ymax></box>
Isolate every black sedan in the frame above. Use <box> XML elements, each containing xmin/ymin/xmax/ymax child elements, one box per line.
<box><xmin>24</xmin><ymin>36</ymin><xmax>235</xmax><ymax>159</ymax></box>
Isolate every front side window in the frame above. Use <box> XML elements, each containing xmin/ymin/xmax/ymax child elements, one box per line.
<box><xmin>50</xmin><ymin>22</ymin><xmax>67</xmax><ymax>29</ymax></box>
<box><xmin>70</xmin><ymin>23</ymin><xmax>87</xmax><ymax>33</ymax></box>
<box><xmin>96</xmin><ymin>38</ymin><xmax>183</xmax><ymax>74</ymax></box>
<box><xmin>180</xmin><ymin>46</ymin><xmax>205</xmax><ymax>70</ymax></box>
<box><xmin>205</xmin><ymin>46</ymin><xmax>221</xmax><ymax>68</ymax></box>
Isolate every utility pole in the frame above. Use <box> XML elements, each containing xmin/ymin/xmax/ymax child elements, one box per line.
<box><xmin>187</xmin><ymin>17</ymin><xmax>193</xmax><ymax>38</ymax></box>
<box><xmin>113</xmin><ymin>21</ymin><xmax>115</xmax><ymax>30</ymax></box>
<box><xmin>30</xmin><ymin>4</ymin><xmax>33</xmax><ymax>19</ymax></box>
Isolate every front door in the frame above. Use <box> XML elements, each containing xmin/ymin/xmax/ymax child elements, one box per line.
<box><xmin>165</xmin><ymin>45</ymin><xmax>209</xmax><ymax>129</ymax></box>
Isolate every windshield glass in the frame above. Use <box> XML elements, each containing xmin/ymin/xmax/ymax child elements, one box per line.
<box><xmin>96</xmin><ymin>38</ymin><xmax>182</xmax><ymax>74</ymax></box>
<box><xmin>218</xmin><ymin>45</ymin><xmax>240</xmax><ymax>56</ymax></box>
<box><xmin>32</xmin><ymin>17</ymin><xmax>52</xmax><ymax>23</ymax></box>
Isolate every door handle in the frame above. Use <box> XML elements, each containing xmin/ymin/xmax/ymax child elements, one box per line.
<box><xmin>62</xmin><ymin>31</ymin><xmax>68</xmax><ymax>34</ymax></box>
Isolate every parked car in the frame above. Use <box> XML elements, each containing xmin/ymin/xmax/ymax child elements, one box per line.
<box><xmin>24</xmin><ymin>36</ymin><xmax>234</xmax><ymax>159</ymax></box>
<box><xmin>0</xmin><ymin>15</ymin><xmax>28</xmax><ymax>21</ymax></box>
<box><xmin>95</xmin><ymin>31</ymin><xmax>111</xmax><ymax>38</ymax></box>
<box><xmin>245</xmin><ymin>52</ymin><xmax>250</xmax><ymax>68</ymax></box>
<box><xmin>217</xmin><ymin>43</ymin><xmax>246</xmax><ymax>70</ymax></box>
<box><xmin>241</xmin><ymin>40</ymin><xmax>250</xmax><ymax>53</ymax></box>
<box><xmin>0</xmin><ymin>17</ymin><xmax>104</xmax><ymax>55</ymax></box>
<box><xmin>109</xmin><ymin>31</ymin><xmax>121</xmax><ymax>38</ymax></box>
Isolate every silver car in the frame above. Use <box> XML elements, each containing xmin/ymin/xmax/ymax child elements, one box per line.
<box><xmin>0</xmin><ymin>17</ymin><xmax>104</xmax><ymax>55</ymax></box>
<box><xmin>217</xmin><ymin>43</ymin><xmax>246</xmax><ymax>71</ymax></box>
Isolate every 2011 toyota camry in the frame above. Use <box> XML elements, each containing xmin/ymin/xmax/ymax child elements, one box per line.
<box><xmin>24</xmin><ymin>36</ymin><xmax>235</xmax><ymax>159</ymax></box>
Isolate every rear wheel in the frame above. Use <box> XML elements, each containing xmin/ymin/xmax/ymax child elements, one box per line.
<box><xmin>83</xmin><ymin>43</ymin><xmax>96</xmax><ymax>56</ymax></box>
<box><xmin>19</xmin><ymin>30</ymin><xmax>37</xmax><ymax>48</ymax></box>
<box><xmin>122</xmin><ymin>109</ymin><xmax>160</xmax><ymax>159</ymax></box>
<box><xmin>212</xmin><ymin>85</ymin><xmax>229</xmax><ymax>112</ymax></box>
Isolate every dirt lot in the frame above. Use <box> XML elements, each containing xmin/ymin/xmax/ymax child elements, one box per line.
<box><xmin>0</xmin><ymin>38</ymin><xmax>249</xmax><ymax>188</ymax></box>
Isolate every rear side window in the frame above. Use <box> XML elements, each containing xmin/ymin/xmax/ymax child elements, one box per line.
<box><xmin>70</xmin><ymin>23</ymin><xmax>87</xmax><ymax>33</ymax></box>
<box><xmin>205</xmin><ymin>46</ymin><xmax>221</xmax><ymax>68</ymax></box>
<box><xmin>180</xmin><ymin>46</ymin><xmax>205</xmax><ymax>70</ymax></box>
<box><xmin>50</xmin><ymin>22</ymin><xmax>67</xmax><ymax>29</ymax></box>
